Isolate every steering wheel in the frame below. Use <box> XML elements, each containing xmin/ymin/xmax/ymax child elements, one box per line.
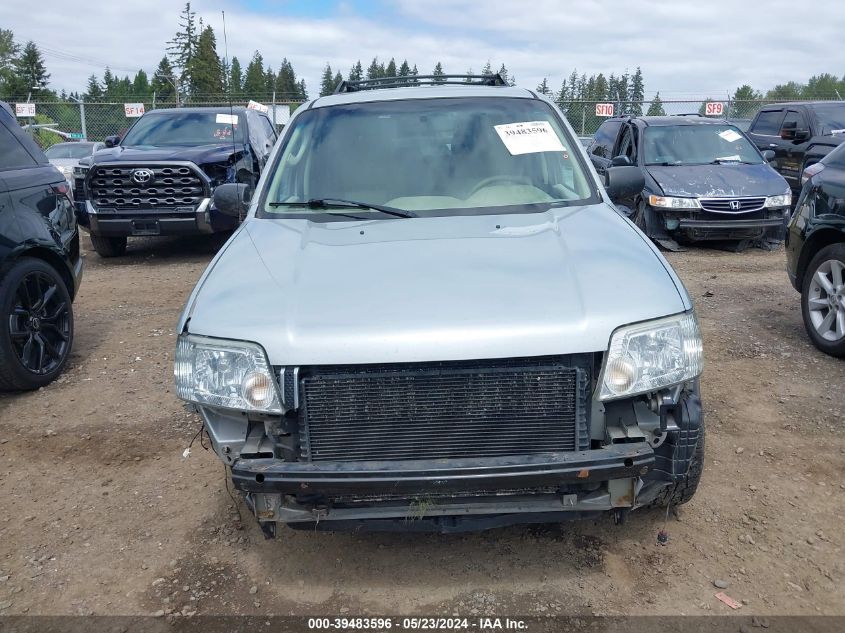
<box><xmin>468</xmin><ymin>175</ymin><xmax>533</xmax><ymax>196</ymax></box>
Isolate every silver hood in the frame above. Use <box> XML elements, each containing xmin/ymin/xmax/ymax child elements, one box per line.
<box><xmin>180</xmin><ymin>204</ymin><xmax>690</xmax><ymax>365</ymax></box>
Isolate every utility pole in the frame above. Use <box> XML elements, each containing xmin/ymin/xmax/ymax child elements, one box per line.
<box><xmin>68</xmin><ymin>95</ymin><xmax>87</xmax><ymax>140</ymax></box>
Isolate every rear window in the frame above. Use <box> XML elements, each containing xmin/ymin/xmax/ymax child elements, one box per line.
<box><xmin>751</xmin><ymin>110</ymin><xmax>785</xmax><ymax>136</ymax></box>
<box><xmin>811</xmin><ymin>104</ymin><xmax>845</xmax><ymax>136</ymax></box>
<box><xmin>45</xmin><ymin>143</ymin><xmax>96</xmax><ymax>159</ymax></box>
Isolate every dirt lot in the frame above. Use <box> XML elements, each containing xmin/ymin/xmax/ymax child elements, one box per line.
<box><xmin>0</xmin><ymin>234</ymin><xmax>843</xmax><ymax>618</ymax></box>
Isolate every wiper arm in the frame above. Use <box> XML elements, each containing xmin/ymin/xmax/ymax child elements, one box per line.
<box><xmin>306</xmin><ymin>198</ymin><xmax>417</xmax><ymax>218</ymax></box>
<box><xmin>266</xmin><ymin>201</ymin><xmax>368</xmax><ymax>220</ymax></box>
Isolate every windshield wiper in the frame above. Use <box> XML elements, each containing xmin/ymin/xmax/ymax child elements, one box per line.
<box><xmin>709</xmin><ymin>159</ymin><xmax>757</xmax><ymax>165</ymax></box>
<box><xmin>266</xmin><ymin>201</ymin><xmax>368</xmax><ymax>220</ymax></box>
<box><xmin>307</xmin><ymin>198</ymin><xmax>417</xmax><ymax>218</ymax></box>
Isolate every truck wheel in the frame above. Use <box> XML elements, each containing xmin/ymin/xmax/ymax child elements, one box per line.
<box><xmin>801</xmin><ymin>244</ymin><xmax>845</xmax><ymax>357</ymax></box>
<box><xmin>0</xmin><ymin>257</ymin><xmax>74</xmax><ymax>391</ymax></box>
<box><xmin>649</xmin><ymin>422</ymin><xmax>705</xmax><ymax>508</ymax></box>
<box><xmin>90</xmin><ymin>235</ymin><xmax>127</xmax><ymax>258</ymax></box>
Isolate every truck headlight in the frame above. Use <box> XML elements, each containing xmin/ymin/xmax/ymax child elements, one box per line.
<box><xmin>73</xmin><ymin>165</ymin><xmax>88</xmax><ymax>178</ymax></box>
<box><xmin>764</xmin><ymin>193</ymin><xmax>792</xmax><ymax>208</ymax></box>
<box><xmin>648</xmin><ymin>195</ymin><xmax>701</xmax><ymax>209</ymax></box>
<box><xmin>174</xmin><ymin>334</ymin><xmax>282</xmax><ymax>413</ymax></box>
<box><xmin>598</xmin><ymin>312</ymin><xmax>703</xmax><ymax>401</ymax></box>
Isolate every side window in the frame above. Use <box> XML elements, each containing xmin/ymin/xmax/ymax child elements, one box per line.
<box><xmin>260</xmin><ymin>115</ymin><xmax>277</xmax><ymax>142</ymax></box>
<box><xmin>591</xmin><ymin>120</ymin><xmax>623</xmax><ymax>158</ymax></box>
<box><xmin>0</xmin><ymin>121</ymin><xmax>38</xmax><ymax>170</ymax></box>
<box><xmin>782</xmin><ymin>110</ymin><xmax>808</xmax><ymax>132</ymax></box>
<box><xmin>616</xmin><ymin>125</ymin><xmax>637</xmax><ymax>161</ymax></box>
<box><xmin>751</xmin><ymin>110</ymin><xmax>785</xmax><ymax>136</ymax></box>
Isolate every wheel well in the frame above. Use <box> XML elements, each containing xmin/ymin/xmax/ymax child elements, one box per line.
<box><xmin>797</xmin><ymin>229</ymin><xmax>845</xmax><ymax>288</ymax></box>
<box><xmin>11</xmin><ymin>247</ymin><xmax>75</xmax><ymax>299</ymax></box>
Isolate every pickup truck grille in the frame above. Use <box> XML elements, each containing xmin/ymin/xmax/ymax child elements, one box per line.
<box><xmin>297</xmin><ymin>356</ymin><xmax>589</xmax><ymax>463</ymax></box>
<box><xmin>699</xmin><ymin>197</ymin><xmax>766</xmax><ymax>213</ymax></box>
<box><xmin>88</xmin><ymin>163</ymin><xmax>207</xmax><ymax>211</ymax></box>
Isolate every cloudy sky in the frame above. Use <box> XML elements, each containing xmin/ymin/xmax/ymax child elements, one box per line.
<box><xmin>2</xmin><ymin>0</ymin><xmax>842</xmax><ymax>100</ymax></box>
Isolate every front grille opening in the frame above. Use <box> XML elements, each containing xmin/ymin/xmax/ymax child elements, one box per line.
<box><xmin>297</xmin><ymin>356</ymin><xmax>589</xmax><ymax>462</ymax></box>
<box><xmin>88</xmin><ymin>164</ymin><xmax>206</xmax><ymax>211</ymax></box>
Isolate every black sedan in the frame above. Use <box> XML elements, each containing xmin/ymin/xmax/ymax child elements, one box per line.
<box><xmin>786</xmin><ymin>142</ymin><xmax>845</xmax><ymax>356</ymax></box>
<box><xmin>0</xmin><ymin>102</ymin><xmax>82</xmax><ymax>390</ymax></box>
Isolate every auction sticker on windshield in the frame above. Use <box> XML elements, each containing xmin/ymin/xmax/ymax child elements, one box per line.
<box><xmin>718</xmin><ymin>129</ymin><xmax>743</xmax><ymax>143</ymax></box>
<box><xmin>494</xmin><ymin>121</ymin><xmax>566</xmax><ymax>155</ymax></box>
<box><xmin>216</xmin><ymin>113</ymin><xmax>238</xmax><ymax>124</ymax></box>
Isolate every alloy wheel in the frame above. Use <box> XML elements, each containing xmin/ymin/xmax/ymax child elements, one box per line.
<box><xmin>807</xmin><ymin>259</ymin><xmax>845</xmax><ymax>342</ymax></box>
<box><xmin>8</xmin><ymin>271</ymin><xmax>71</xmax><ymax>374</ymax></box>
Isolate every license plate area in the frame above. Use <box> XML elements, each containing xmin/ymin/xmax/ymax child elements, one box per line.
<box><xmin>131</xmin><ymin>219</ymin><xmax>161</xmax><ymax>235</ymax></box>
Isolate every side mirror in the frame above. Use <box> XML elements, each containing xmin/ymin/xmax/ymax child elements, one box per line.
<box><xmin>779</xmin><ymin>121</ymin><xmax>809</xmax><ymax>141</ymax></box>
<box><xmin>793</xmin><ymin>129</ymin><xmax>810</xmax><ymax>141</ymax></box>
<box><xmin>104</xmin><ymin>135</ymin><xmax>120</xmax><ymax>148</ymax></box>
<box><xmin>213</xmin><ymin>183</ymin><xmax>251</xmax><ymax>217</ymax></box>
<box><xmin>605</xmin><ymin>166</ymin><xmax>645</xmax><ymax>201</ymax></box>
<box><xmin>611</xmin><ymin>155</ymin><xmax>633</xmax><ymax>167</ymax></box>
<box><xmin>762</xmin><ymin>149</ymin><xmax>775</xmax><ymax>161</ymax></box>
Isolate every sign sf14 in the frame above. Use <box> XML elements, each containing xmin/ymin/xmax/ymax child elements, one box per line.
<box><xmin>124</xmin><ymin>103</ymin><xmax>145</xmax><ymax>118</ymax></box>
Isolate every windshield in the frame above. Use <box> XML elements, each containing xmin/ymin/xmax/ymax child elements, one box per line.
<box><xmin>643</xmin><ymin>124</ymin><xmax>763</xmax><ymax>165</ymax></box>
<box><xmin>45</xmin><ymin>143</ymin><xmax>95</xmax><ymax>159</ymax></box>
<box><xmin>261</xmin><ymin>97</ymin><xmax>595</xmax><ymax>218</ymax></box>
<box><xmin>812</xmin><ymin>104</ymin><xmax>845</xmax><ymax>135</ymax></box>
<box><xmin>121</xmin><ymin>111</ymin><xmax>245</xmax><ymax>147</ymax></box>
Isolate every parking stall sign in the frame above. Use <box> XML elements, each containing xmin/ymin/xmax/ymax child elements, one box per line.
<box><xmin>704</xmin><ymin>102</ymin><xmax>724</xmax><ymax>116</ymax></box>
<box><xmin>15</xmin><ymin>103</ymin><xmax>36</xmax><ymax>117</ymax></box>
<box><xmin>595</xmin><ymin>103</ymin><xmax>614</xmax><ymax>117</ymax></box>
<box><xmin>124</xmin><ymin>103</ymin><xmax>145</xmax><ymax>118</ymax></box>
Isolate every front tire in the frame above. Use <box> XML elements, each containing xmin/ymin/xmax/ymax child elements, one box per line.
<box><xmin>0</xmin><ymin>258</ymin><xmax>74</xmax><ymax>391</ymax></box>
<box><xmin>90</xmin><ymin>235</ymin><xmax>127</xmax><ymax>258</ymax></box>
<box><xmin>801</xmin><ymin>243</ymin><xmax>845</xmax><ymax>357</ymax></box>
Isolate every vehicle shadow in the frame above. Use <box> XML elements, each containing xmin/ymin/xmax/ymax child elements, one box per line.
<box><xmin>82</xmin><ymin>232</ymin><xmax>232</xmax><ymax>267</ymax></box>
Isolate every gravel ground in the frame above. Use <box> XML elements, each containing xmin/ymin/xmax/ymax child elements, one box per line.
<box><xmin>0</xmin><ymin>234</ymin><xmax>843</xmax><ymax>618</ymax></box>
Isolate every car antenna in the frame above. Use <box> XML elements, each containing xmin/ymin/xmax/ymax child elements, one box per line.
<box><xmin>221</xmin><ymin>10</ymin><xmax>239</xmax><ymax>191</ymax></box>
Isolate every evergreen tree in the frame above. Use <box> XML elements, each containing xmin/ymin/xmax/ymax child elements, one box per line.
<box><xmin>332</xmin><ymin>71</ymin><xmax>343</xmax><ymax>91</ymax></box>
<box><xmin>167</xmin><ymin>2</ymin><xmax>199</xmax><ymax>99</ymax></box>
<box><xmin>265</xmin><ymin>66</ymin><xmax>276</xmax><ymax>94</ymax></box>
<box><xmin>84</xmin><ymin>74</ymin><xmax>103</xmax><ymax>100</ymax></box>
<box><xmin>481</xmin><ymin>61</ymin><xmax>492</xmax><ymax>76</ymax></box>
<box><xmin>13</xmin><ymin>41</ymin><xmax>50</xmax><ymax>96</ymax></box>
<box><xmin>319</xmin><ymin>63</ymin><xmax>334</xmax><ymax>97</ymax></box>
<box><xmin>766</xmin><ymin>81</ymin><xmax>802</xmax><ymax>101</ymax></box>
<box><xmin>432</xmin><ymin>62</ymin><xmax>445</xmax><ymax>82</ymax></box>
<box><xmin>298</xmin><ymin>79</ymin><xmax>308</xmax><ymax>100</ymax></box>
<box><xmin>151</xmin><ymin>56</ymin><xmax>177</xmax><ymax>102</ymax></box>
<box><xmin>243</xmin><ymin>51</ymin><xmax>266</xmax><ymax>96</ymax></box>
<box><xmin>274</xmin><ymin>58</ymin><xmax>300</xmax><ymax>98</ymax></box>
<box><xmin>102</xmin><ymin>67</ymin><xmax>116</xmax><ymax>95</ymax></box>
<box><xmin>190</xmin><ymin>25</ymin><xmax>223</xmax><ymax>95</ymax></box>
<box><xmin>385</xmin><ymin>58</ymin><xmax>397</xmax><ymax>78</ymax></box>
<box><xmin>228</xmin><ymin>56</ymin><xmax>243</xmax><ymax>96</ymax></box>
<box><xmin>497</xmin><ymin>64</ymin><xmax>509</xmax><ymax>84</ymax></box>
<box><xmin>132</xmin><ymin>70</ymin><xmax>150</xmax><ymax>97</ymax></box>
<box><xmin>0</xmin><ymin>29</ymin><xmax>19</xmax><ymax>95</ymax></box>
<box><xmin>731</xmin><ymin>84</ymin><xmax>761</xmax><ymax>118</ymax></box>
<box><xmin>366</xmin><ymin>57</ymin><xmax>382</xmax><ymax>80</ymax></box>
<box><xmin>536</xmin><ymin>77</ymin><xmax>551</xmax><ymax>96</ymax></box>
<box><xmin>629</xmin><ymin>67</ymin><xmax>644</xmax><ymax>116</ymax></box>
<box><xmin>646</xmin><ymin>92</ymin><xmax>666</xmax><ymax>116</ymax></box>
<box><xmin>348</xmin><ymin>60</ymin><xmax>363</xmax><ymax>82</ymax></box>
<box><xmin>594</xmin><ymin>73</ymin><xmax>608</xmax><ymax>100</ymax></box>
<box><xmin>398</xmin><ymin>60</ymin><xmax>410</xmax><ymax>77</ymax></box>
<box><xmin>410</xmin><ymin>64</ymin><xmax>419</xmax><ymax>84</ymax></box>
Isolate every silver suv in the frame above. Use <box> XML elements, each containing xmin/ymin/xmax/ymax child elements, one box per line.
<box><xmin>174</xmin><ymin>75</ymin><xmax>705</xmax><ymax>535</ymax></box>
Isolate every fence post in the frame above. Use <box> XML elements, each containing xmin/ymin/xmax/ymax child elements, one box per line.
<box><xmin>581</xmin><ymin>107</ymin><xmax>585</xmax><ymax>136</ymax></box>
<box><xmin>79</xmin><ymin>98</ymin><xmax>88</xmax><ymax>141</ymax></box>
<box><xmin>152</xmin><ymin>91</ymin><xmax>156</xmax><ymax>110</ymax></box>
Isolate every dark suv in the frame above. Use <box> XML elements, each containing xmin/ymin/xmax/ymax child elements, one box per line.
<box><xmin>747</xmin><ymin>102</ymin><xmax>845</xmax><ymax>196</ymax></box>
<box><xmin>0</xmin><ymin>102</ymin><xmax>82</xmax><ymax>390</ymax></box>
<box><xmin>588</xmin><ymin>115</ymin><xmax>791</xmax><ymax>248</ymax></box>
<box><xmin>74</xmin><ymin>106</ymin><xmax>277</xmax><ymax>257</ymax></box>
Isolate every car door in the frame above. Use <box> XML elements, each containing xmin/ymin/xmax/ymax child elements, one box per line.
<box><xmin>777</xmin><ymin>109</ymin><xmax>812</xmax><ymax>189</ymax></box>
<box><xmin>748</xmin><ymin>108</ymin><xmax>786</xmax><ymax>168</ymax></box>
<box><xmin>588</xmin><ymin>119</ymin><xmax>624</xmax><ymax>176</ymax></box>
<box><xmin>609</xmin><ymin>123</ymin><xmax>640</xmax><ymax>213</ymax></box>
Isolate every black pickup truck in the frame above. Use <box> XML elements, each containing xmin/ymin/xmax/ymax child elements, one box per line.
<box><xmin>74</xmin><ymin>106</ymin><xmax>277</xmax><ymax>257</ymax></box>
<box><xmin>747</xmin><ymin>102</ymin><xmax>845</xmax><ymax>196</ymax></box>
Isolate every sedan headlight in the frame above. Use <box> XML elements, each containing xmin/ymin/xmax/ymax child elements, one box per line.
<box><xmin>174</xmin><ymin>334</ymin><xmax>282</xmax><ymax>414</ymax></box>
<box><xmin>598</xmin><ymin>312</ymin><xmax>703</xmax><ymax>401</ymax></box>
<box><xmin>648</xmin><ymin>195</ymin><xmax>701</xmax><ymax>209</ymax></box>
<box><xmin>59</xmin><ymin>165</ymin><xmax>74</xmax><ymax>176</ymax></box>
<box><xmin>73</xmin><ymin>165</ymin><xmax>88</xmax><ymax>178</ymax></box>
<box><xmin>765</xmin><ymin>192</ymin><xmax>792</xmax><ymax>208</ymax></box>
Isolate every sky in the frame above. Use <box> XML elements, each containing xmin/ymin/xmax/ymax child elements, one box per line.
<box><xmin>1</xmin><ymin>0</ymin><xmax>843</xmax><ymax>100</ymax></box>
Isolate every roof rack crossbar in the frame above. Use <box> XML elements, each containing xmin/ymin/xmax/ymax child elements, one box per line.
<box><xmin>334</xmin><ymin>73</ymin><xmax>506</xmax><ymax>93</ymax></box>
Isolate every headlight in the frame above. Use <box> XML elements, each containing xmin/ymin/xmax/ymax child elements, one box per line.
<box><xmin>73</xmin><ymin>165</ymin><xmax>88</xmax><ymax>177</ymax></box>
<box><xmin>59</xmin><ymin>166</ymin><xmax>73</xmax><ymax>176</ymax></box>
<box><xmin>598</xmin><ymin>312</ymin><xmax>703</xmax><ymax>401</ymax></box>
<box><xmin>648</xmin><ymin>195</ymin><xmax>701</xmax><ymax>209</ymax></box>
<box><xmin>765</xmin><ymin>192</ymin><xmax>792</xmax><ymax>208</ymax></box>
<box><xmin>174</xmin><ymin>334</ymin><xmax>282</xmax><ymax>413</ymax></box>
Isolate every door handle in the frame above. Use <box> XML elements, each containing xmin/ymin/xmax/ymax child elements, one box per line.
<box><xmin>769</xmin><ymin>143</ymin><xmax>778</xmax><ymax>147</ymax></box>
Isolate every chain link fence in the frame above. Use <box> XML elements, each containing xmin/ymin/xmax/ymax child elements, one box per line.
<box><xmin>10</xmin><ymin>95</ymin><xmax>843</xmax><ymax>148</ymax></box>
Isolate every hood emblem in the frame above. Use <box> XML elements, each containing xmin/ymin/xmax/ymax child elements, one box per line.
<box><xmin>131</xmin><ymin>168</ymin><xmax>155</xmax><ymax>185</ymax></box>
<box><xmin>729</xmin><ymin>200</ymin><xmax>741</xmax><ymax>210</ymax></box>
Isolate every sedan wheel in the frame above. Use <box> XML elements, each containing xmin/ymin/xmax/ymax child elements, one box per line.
<box><xmin>802</xmin><ymin>244</ymin><xmax>845</xmax><ymax>357</ymax></box>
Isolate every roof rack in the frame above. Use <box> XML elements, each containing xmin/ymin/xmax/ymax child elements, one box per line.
<box><xmin>334</xmin><ymin>73</ymin><xmax>506</xmax><ymax>94</ymax></box>
<box><xmin>670</xmin><ymin>113</ymin><xmax>706</xmax><ymax>117</ymax></box>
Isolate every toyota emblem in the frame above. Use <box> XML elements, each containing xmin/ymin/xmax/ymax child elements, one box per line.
<box><xmin>729</xmin><ymin>200</ymin><xmax>741</xmax><ymax>210</ymax></box>
<box><xmin>131</xmin><ymin>168</ymin><xmax>154</xmax><ymax>185</ymax></box>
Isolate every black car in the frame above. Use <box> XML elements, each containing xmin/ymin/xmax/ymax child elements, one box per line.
<box><xmin>747</xmin><ymin>101</ymin><xmax>845</xmax><ymax>196</ymax></box>
<box><xmin>74</xmin><ymin>106</ymin><xmax>277</xmax><ymax>257</ymax></box>
<box><xmin>588</xmin><ymin>114</ymin><xmax>792</xmax><ymax>248</ymax></box>
<box><xmin>786</xmin><ymin>142</ymin><xmax>845</xmax><ymax>356</ymax></box>
<box><xmin>0</xmin><ymin>102</ymin><xmax>82</xmax><ymax>390</ymax></box>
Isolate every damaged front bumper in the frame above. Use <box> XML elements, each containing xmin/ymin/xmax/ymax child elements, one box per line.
<box><xmin>661</xmin><ymin>208</ymin><xmax>790</xmax><ymax>241</ymax></box>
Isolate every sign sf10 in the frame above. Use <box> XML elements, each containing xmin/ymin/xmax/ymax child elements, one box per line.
<box><xmin>595</xmin><ymin>103</ymin><xmax>614</xmax><ymax>117</ymax></box>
